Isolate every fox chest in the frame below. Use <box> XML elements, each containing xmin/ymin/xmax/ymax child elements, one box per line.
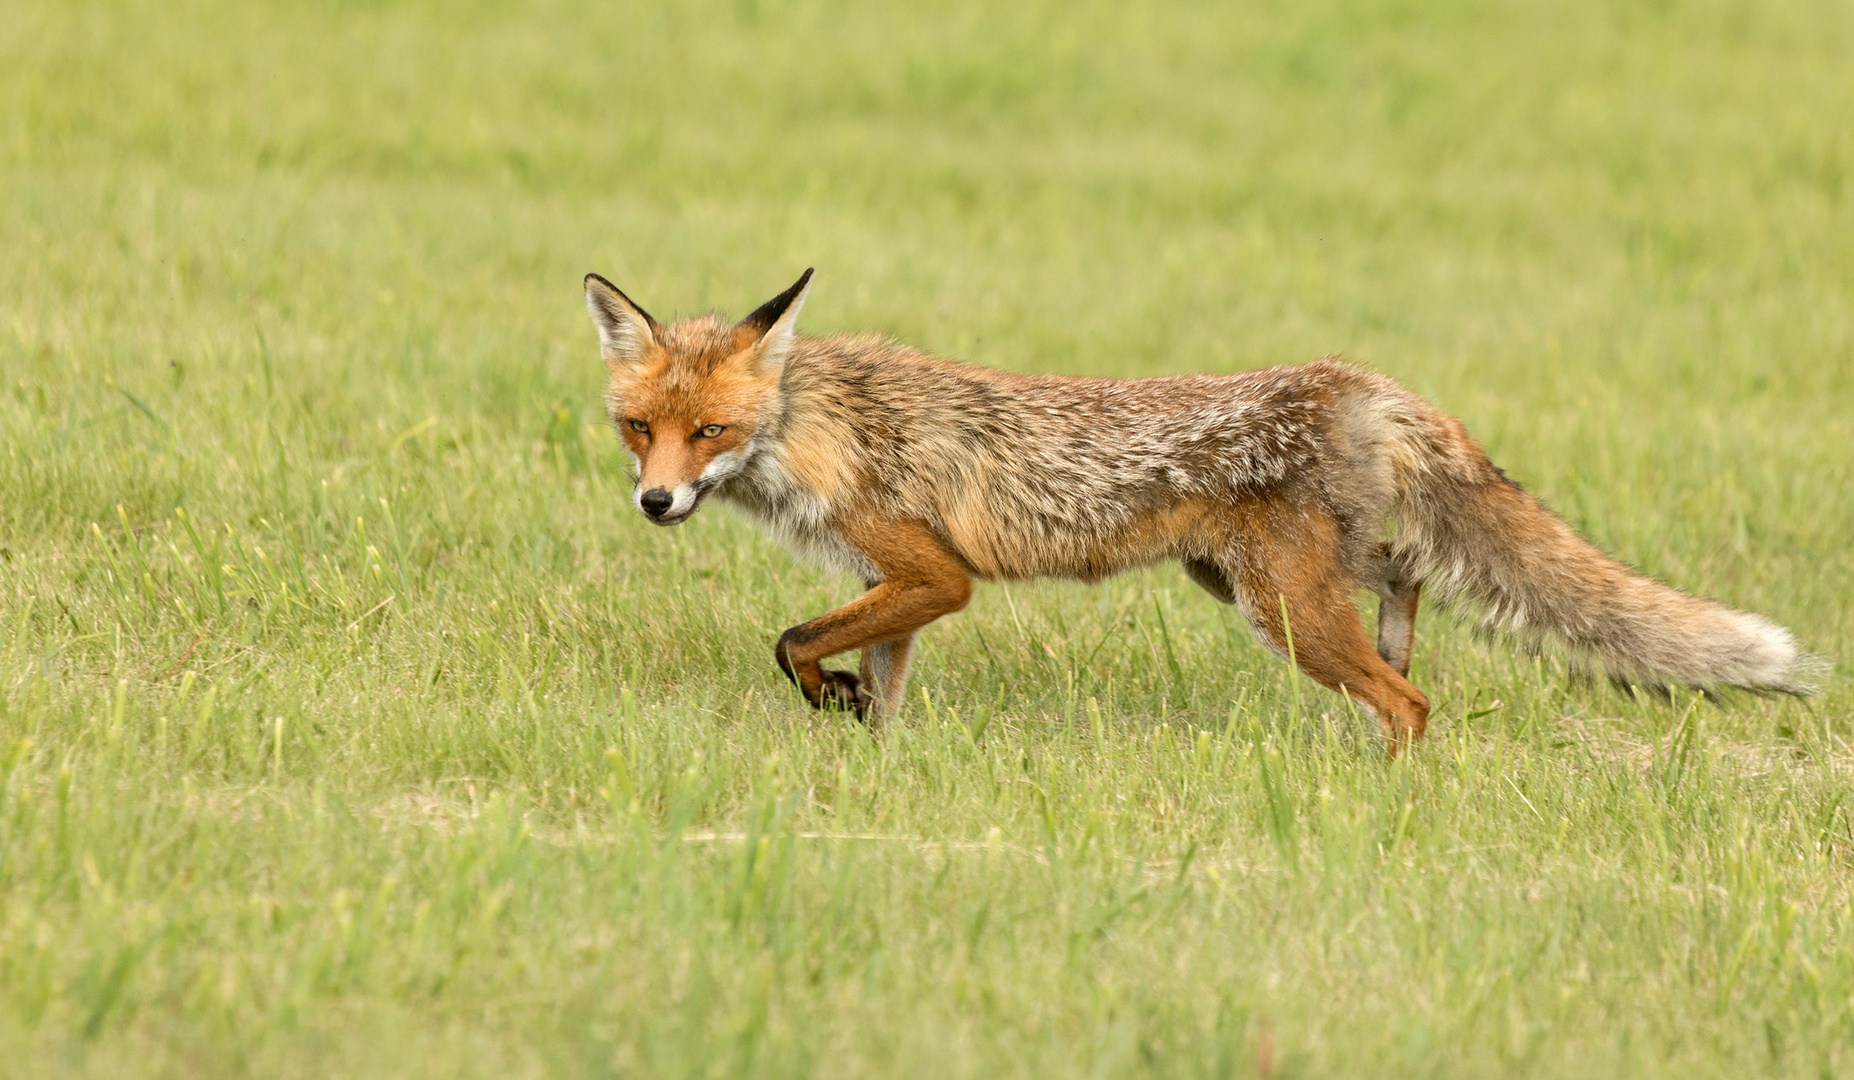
<box><xmin>717</xmin><ymin>459</ymin><xmax>881</xmax><ymax>585</ymax></box>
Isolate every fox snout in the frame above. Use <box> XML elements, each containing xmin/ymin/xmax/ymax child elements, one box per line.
<box><xmin>634</xmin><ymin>483</ymin><xmax>702</xmax><ymax>526</ymax></box>
<box><xmin>639</xmin><ymin>488</ymin><xmax>674</xmax><ymax>519</ymax></box>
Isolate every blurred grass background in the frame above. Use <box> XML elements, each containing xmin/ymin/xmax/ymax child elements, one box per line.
<box><xmin>1</xmin><ymin>0</ymin><xmax>1851</xmax><ymax>1076</ymax></box>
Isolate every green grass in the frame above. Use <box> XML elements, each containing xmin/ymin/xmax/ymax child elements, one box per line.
<box><xmin>2</xmin><ymin>0</ymin><xmax>1852</xmax><ymax>1075</ymax></box>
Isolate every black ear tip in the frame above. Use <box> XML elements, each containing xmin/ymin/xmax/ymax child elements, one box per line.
<box><xmin>583</xmin><ymin>274</ymin><xmax>661</xmax><ymax>330</ymax></box>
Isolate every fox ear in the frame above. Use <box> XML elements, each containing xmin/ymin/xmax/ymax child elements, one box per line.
<box><xmin>732</xmin><ymin>268</ymin><xmax>813</xmax><ymax>378</ymax></box>
<box><xmin>584</xmin><ymin>273</ymin><xmax>662</xmax><ymax>369</ymax></box>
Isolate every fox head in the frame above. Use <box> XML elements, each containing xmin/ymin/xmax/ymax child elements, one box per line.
<box><xmin>584</xmin><ymin>269</ymin><xmax>812</xmax><ymax>525</ymax></box>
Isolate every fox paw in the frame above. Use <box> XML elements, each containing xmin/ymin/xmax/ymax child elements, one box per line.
<box><xmin>815</xmin><ymin>669</ymin><xmax>871</xmax><ymax>718</ymax></box>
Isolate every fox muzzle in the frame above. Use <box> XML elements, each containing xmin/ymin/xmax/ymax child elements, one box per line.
<box><xmin>635</xmin><ymin>483</ymin><xmax>704</xmax><ymax>525</ymax></box>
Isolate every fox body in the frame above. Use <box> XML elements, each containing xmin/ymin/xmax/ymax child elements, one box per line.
<box><xmin>585</xmin><ymin>270</ymin><xmax>1815</xmax><ymax>751</ymax></box>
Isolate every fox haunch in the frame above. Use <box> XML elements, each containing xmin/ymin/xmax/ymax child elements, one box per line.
<box><xmin>585</xmin><ymin>269</ymin><xmax>1817</xmax><ymax>753</ymax></box>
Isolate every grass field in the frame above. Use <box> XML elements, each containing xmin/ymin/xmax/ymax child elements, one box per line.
<box><xmin>2</xmin><ymin>0</ymin><xmax>1852</xmax><ymax>1075</ymax></box>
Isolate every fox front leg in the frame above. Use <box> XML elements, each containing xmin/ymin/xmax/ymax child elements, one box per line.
<box><xmin>772</xmin><ymin>520</ymin><xmax>970</xmax><ymax>723</ymax></box>
<box><xmin>775</xmin><ymin>593</ymin><xmax>960</xmax><ymax>720</ymax></box>
<box><xmin>776</xmin><ymin>620</ymin><xmax>874</xmax><ymax>716</ymax></box>
<box><xmin>859</xmin><ymin>634</ymin><xmax>917</xmax><ymax>723</ymax></box>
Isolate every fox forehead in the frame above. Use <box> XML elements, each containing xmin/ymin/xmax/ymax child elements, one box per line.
<box><xmin>607</xmin><ymin>315</ymin><xmax>775</xmax><ymax>424</ymax></box>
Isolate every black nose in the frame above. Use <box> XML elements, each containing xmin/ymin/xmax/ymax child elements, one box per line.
<box><xmin>639</xmin><ymin>488</ymin><xmax>674</xmax><ymax>518</ymax></box>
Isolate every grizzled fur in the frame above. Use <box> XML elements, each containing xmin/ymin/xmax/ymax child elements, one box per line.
<box><xmin>586</xmin><ymin>270</ymin><xmax>1817</xmax><ymax>753</ymax></box>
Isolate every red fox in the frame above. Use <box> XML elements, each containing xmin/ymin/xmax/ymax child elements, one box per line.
<box><xmin>584</xmin><ymin>269</ymin><xmax>1816</xmax><ymax>752</ymax></box>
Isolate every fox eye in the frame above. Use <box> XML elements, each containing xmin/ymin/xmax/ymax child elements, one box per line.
<box><xmin>626</xmin><ymin>419</ymin><xmax>649</xmax><ymax>434</ymax></box>
<box><xmin>697</xmin><ymin>424</ymin><xmax>725</xmax><ymax>438</ymax></box>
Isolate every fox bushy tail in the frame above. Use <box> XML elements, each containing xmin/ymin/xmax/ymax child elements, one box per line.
<box><xmin>1387</xmin><ymin>411</ymin><xmax>1817</xmax><ymax>696</ymax></box>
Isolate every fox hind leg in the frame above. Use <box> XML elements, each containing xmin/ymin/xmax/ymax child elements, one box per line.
<box><xmin>1220</xmin><ymin>509</ymin><xmax>1431</xmax><ymax>755</ymax></box>
<box><xmin>1367</xmin><ymin>543</ymin><xmax>1422</xmax><ymax>678</ymax></box>
<box><xmin>1183</xmin><ymin>557</ymin><xmax>1238</xmax><ymax>604</ymax></box>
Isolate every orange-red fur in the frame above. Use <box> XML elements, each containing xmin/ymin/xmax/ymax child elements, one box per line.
<box><xmin>585</xmin><ymin>270</ymin><xmax>1817</xmax><ymax>753</ymax></box>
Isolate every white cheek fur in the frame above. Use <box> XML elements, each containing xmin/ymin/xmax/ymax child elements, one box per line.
<box><xmin>699</xmin><ymin>448</ymin><xmax>748</xmax><ymax>484</ymax></box>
